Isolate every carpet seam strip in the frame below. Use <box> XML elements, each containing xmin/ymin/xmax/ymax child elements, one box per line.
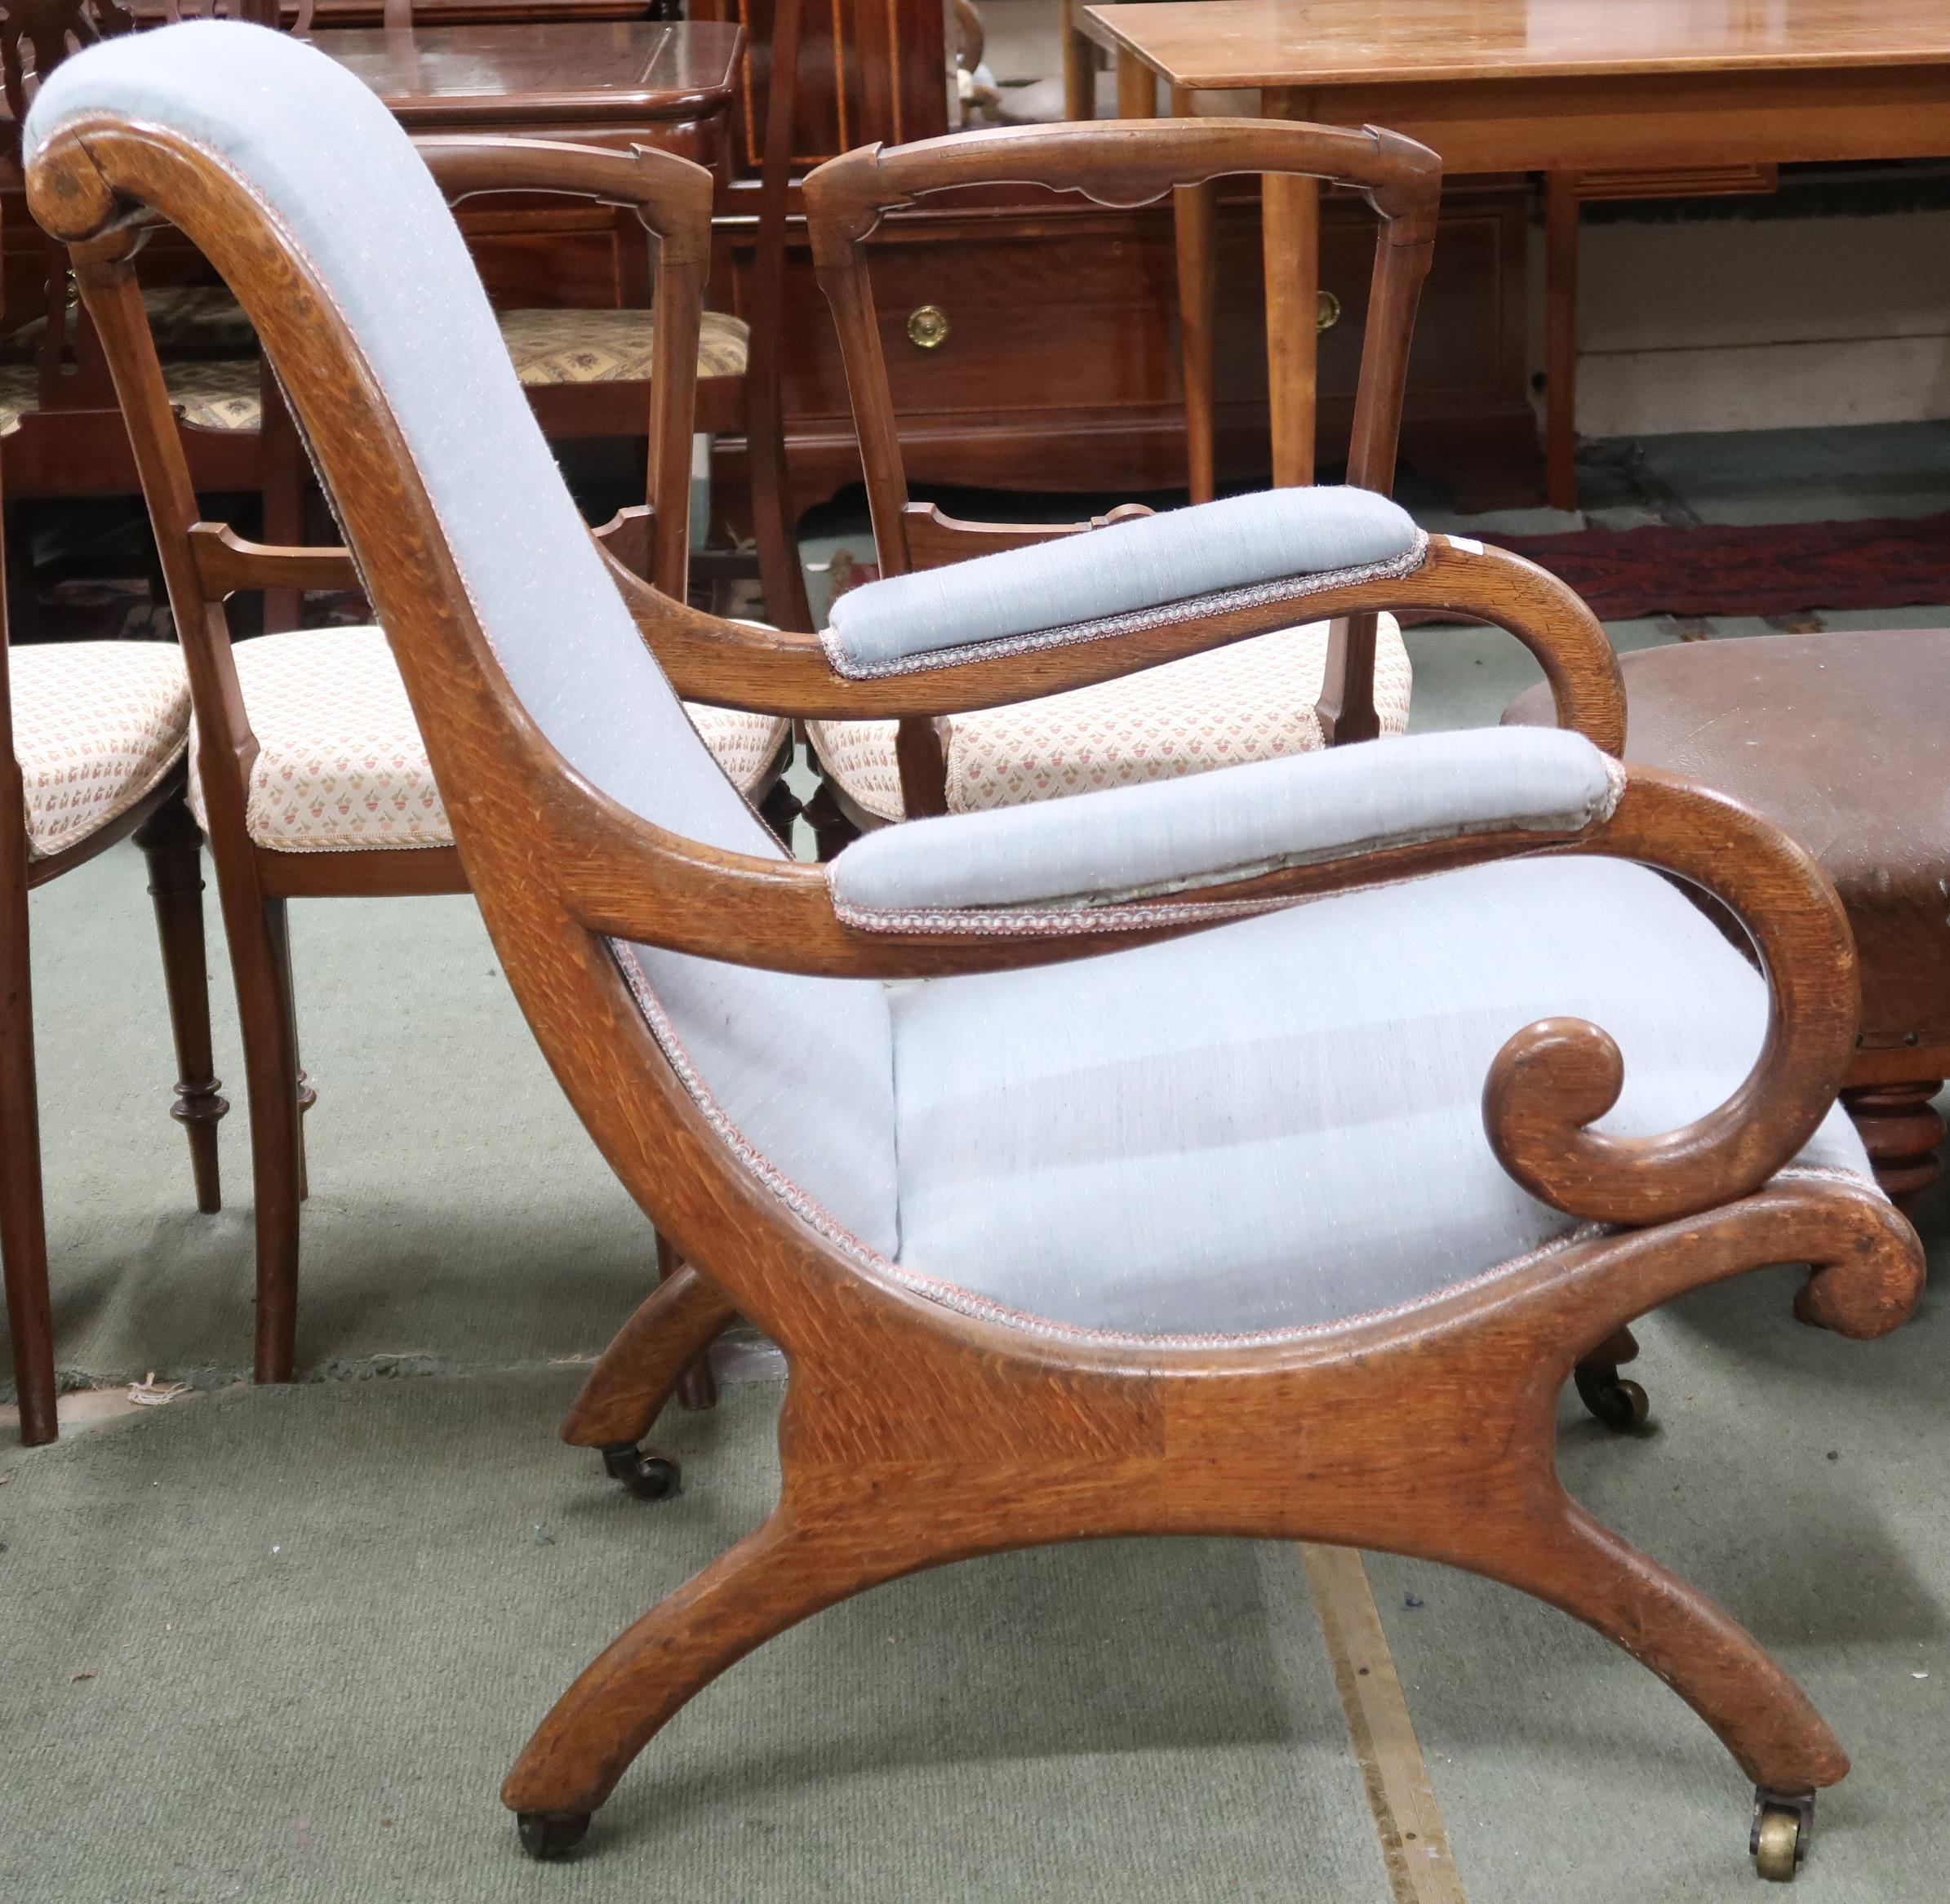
<box><xmin>1303</xmin><ymin>1543</ymin><xmax>1468</xmax><ymax>1904</ymax></box>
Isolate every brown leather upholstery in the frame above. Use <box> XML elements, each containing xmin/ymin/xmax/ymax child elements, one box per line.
<box><xmin>1507</xmin><ymin>628</ymin><xmax>1950</xmax><ymax>1060</ymax></box>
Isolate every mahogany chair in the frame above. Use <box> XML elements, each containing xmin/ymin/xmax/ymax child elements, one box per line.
<box><xmin>800</xmin><ymin>118</ymin><xmax>1430</xmax><ymax>837</ymax></box>
<box><xmin>44</xmin><ymin>105</ymin><xmax>789</xmax><ymax>1389</ymax></box>
<box><xmin>0</xmin><ymin>495</ymin><xmax>224</xmax><ymax>1447</ymax></box>
<box><xmin>35</xmin><ymin>24</ymin><xmax>1926</xmax><ymax>1880</ymax></box>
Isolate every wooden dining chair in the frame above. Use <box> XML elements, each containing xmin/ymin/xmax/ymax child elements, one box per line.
<box><xmin>0</xmin><ymin>488</ymin><xmax>224</xmax><ymax>1446</ymax></box>
<box><xmin>37</xmin><ymin>24</ymin><xmax>1927</xmax><ymax>1879</ymax></box>
<box><xmin>38</xmin><ymin>96</ymin><xmax>790</xmax><ymax>1389</ymax></box>
<box><xmin>798</xmin><ymin>117</ymin><xmax>1432</xmax><ymax>837</ymax></box>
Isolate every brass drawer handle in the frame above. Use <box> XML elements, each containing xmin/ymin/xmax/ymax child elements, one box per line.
<box><xmin>1317</xmin><ymin>290</ymin><xmax>1342</xmax><ymax>332</ymax></box>
<box><xmin>906</xmin><ymin>304</ymin><xmax>951</xmax><ymax>350</ymax></box>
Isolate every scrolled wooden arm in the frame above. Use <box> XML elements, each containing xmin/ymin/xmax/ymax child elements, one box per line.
<box><xmin>1486</xmin><ymin>767</ymin><xmax>1859</xmax><ymax>1228</ymax></box>
<box><xmin>598</xmin><ymin>533</ymin><xmax>1626</xmax><ymax>752</ymax></box>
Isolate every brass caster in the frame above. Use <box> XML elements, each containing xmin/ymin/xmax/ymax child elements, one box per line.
<box><xmin>517</xmin><ymin>1811</ymin><xmax>591</xmax><ymax>1860</ymax></box>
<box><xmin>1575</xmin><ymin>1365</ymin><xmax>1650</xmax><ymax>1433</ymax></box>
<box><xmin>1751</xmin><ymin>1788</ymin><xmax>1813</xmax><ymax>1882</ymax></box>
<box><xmin>600</xmin><ymin>1440</ymin><xmax>681</xmax><ymax>1502</ymax></box>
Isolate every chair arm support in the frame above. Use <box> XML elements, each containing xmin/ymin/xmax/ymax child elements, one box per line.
<box><xmin>825</xmin><ymin>727</ymin><xmax>1619</xmax><ymax>925</ymax></box>
<box><xmin>1485</xmin><ymin>767</ymin><xmax>1861</xmax><ymax>1228</ymax></box>
<box><xmin>604</xmin><ymin>535</ymin><xmax>1625</xmax><ymax>750</ymax></box>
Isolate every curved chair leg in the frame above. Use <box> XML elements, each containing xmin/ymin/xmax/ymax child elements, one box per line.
<box><xmin>659</xmin><ymin>1233</ymin><xmax>719</xmax><ymax>1414</ymax></box>
<box><xmin>1459</xmin><ymin>1485</ymin><xmax>1847</xmax><ymax>1800</ymax></box>
<box><xmin>0</xmin><ymin>819</ymin><xmax>55</xmax><ymax>1445</ymax></box>
<box><xmin>560</xmin><ymin>1255</ymin><xmax>737</xmax><ymax>1452</ymax></box>
<box><xmin>134</xmin><ymin>797</ymin><xmax>226</xmax><ymax>1214</ymax></box>
<box><xmin>229</xmin><ymin>892</ymin><xmax>304</xmax><ymax>1383</ymax></box>
<box><xmin>503</xmin><ymin>1504</ymin><xmax>918</xmax><ymax>1844</ymax></box>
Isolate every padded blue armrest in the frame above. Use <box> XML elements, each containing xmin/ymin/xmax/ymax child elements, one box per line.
<box><xmin>827</xmin><ymin>727</ymin><xmax>1621</xmax><ymax>924</ymax></box>
<box><xmin>823</xmin><ymin>486</ymin><xmax>1426</xmax><ymax>678</ymax></box>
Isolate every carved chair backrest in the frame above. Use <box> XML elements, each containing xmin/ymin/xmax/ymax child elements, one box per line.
<box><xmin>30</xmin><ymin>20</ymin><xmax>904</xmax><ymax>1267</ymax></box>
<box><xmin>802</xmin><ymin>119</ymin><xmax>1441</xmax><ymax>811</ymax></box>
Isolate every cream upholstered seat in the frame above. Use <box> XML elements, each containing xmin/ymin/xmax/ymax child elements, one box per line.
<box><xmin>10</xmin><ymin>641</ymin><xmax>191</xmax><ymax>858</ymax></box>
<box><xmin>0</xmin><ymin>355</ymin><xmax>261</xmax><ymax>434</ymax></box>
<box><xmin>495</xmin><ymin>307</ymin><xmax>749</xmax><ymax>385</ymax></box>
<box><xmin>184</xmin><ymin>625</ymin><xmax>787</xmax><ymax>851</ymax></box>
<box><xmin>810</xmin><ymin>612</ymin><xmax>1411</xmax><ymax>819</ymax></box>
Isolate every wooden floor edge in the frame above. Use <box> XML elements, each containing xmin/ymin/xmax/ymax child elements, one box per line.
<box><xmin>1303</xmin><ymin>1542</ymin><xmax>1468</xmax><ymax>1904</ymax></box>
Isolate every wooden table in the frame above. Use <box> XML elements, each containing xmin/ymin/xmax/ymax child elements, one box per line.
<box><xmin>1075</xmin><ymin>0</ymin><xmax>1950</xmax><ymax>508</ymax></box>
<box><xmin>320</xmin><ymin>19</ymin><xmax>743</xmax><ymax>159</ymax></box>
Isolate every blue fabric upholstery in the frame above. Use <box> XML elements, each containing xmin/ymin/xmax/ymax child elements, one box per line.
<box><xmin>28</xmin><ymin>23</ymin><xmax>902</xmax><ymax>1257</ymax></box>
<box><xmin>828</xmin><ymin>727</ymin><xmax>1617</xmax><ymax>916</ymax></box>
<box><xmin>886</xmin><ymin>854</ymin><xmax>1872</xmax><ymax>1336</ymax></box>
<box><xmin>824</xmin><ymin>487</ymin><xmax>1423</xmax><ymax>675</ymax></box>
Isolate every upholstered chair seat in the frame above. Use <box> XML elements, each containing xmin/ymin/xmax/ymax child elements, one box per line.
<box><xmin>808</xmin><ymin>486</ymin><xmax>1420</xmax><ymax>819</ymax></box>
<box><xmin>0</xmin><ymin>354</ymin><xmax>261</xmax><ymax>434</ymax></box>
<box><xmin>495</xmin><ymin>307</ymin><xmax>749</xmax><ymax>385</ymax></box>
<box><xmin>184</xmin><ymin>624</ymin><xmax>788</xmax><ymax>851</ymax></box>
<box><xmin>811</xmin><ymin>612</ymin><xmax>1411</xmax><ymax>819</ymax></box>
<box><xmin>10</xmin><ymin>640</ymin><xmax>191</xmax><ymax>857</ymax></box>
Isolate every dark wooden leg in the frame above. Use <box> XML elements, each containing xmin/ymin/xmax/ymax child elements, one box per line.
<box><xmin>263</xmin><ymin>892</ymin><xmax>313</xmax><ymax>1204</ymax></box>
<box><xmin>802</xmin><ymin>779</ymin><xmax>862</xmax><ymax>862</ymax></box>
<box><xmin>756</xmin><ymin>773</ymin><xmax>802</xmax><ymax>854</ymax></box>
<box><xmin>1544</xmin><ymin>171</ymin><xmax>1581</xmax><ymax>513</ymax></box>
<box><xmin>232</xmin><ymin>892</ymin><xmax>304</xmax><ymax>1383</ymax></box>
<box><xmin>0</xmin><ymin>804</ymin><xmax>55</xmax><ymax>1446</ymax></box>
<box><xmin>1573</xmin><ymin>1323</ymin><xmax>1649</xmax><ymax>1433</ymax></box>
<box><xmin>658</xmin><ymin>1232</ymin><xmax>718</xmax><ymax>1413</ymax></box>
<box><xmin>133</xmin><ymin>796</ymin><xmax>225</xmax><ymax>1214</ymax></box>
<box><xmin>1841</xmin><ymin>1081</ymin><xmax>1945</xmax><ymax>1204</ymax></box>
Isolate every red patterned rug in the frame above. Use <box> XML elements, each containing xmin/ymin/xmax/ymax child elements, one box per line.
<box><xmin>1482</xmin><ymin>510</ymin><xmax>1950</xmax><ymax>622</ymax></box>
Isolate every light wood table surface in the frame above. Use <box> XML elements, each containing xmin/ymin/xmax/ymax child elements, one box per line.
<box><xmin>1074</xmin><ymin>0</ymin><xmax>1950</xmax><ymax>508</ymax></box>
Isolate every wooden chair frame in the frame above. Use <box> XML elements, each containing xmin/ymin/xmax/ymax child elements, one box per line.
<box><xmin>33</xmin><ymin>107</ymin><xmax>1925</xmax><ymax>1875</ymax></box>
<box><xmin>55</xmin><ymin>132</ymin><xmax>774</xmax><ymax>1387</ymax></box>
<box><xmin>802</xmin><ymin>117</ymin><xmax>1441</xmax><ymax>819</ymax></box>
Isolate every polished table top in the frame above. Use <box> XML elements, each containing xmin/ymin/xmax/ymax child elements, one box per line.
<box><xmin>1078</xmin><ymin>0</ymin><xmax>1950</xmax><ymax>91</ymax></box>
<box><xmin>320</xmin><ymin>19</ymin><xmax>743</xmax><ymax>126</ymax></box>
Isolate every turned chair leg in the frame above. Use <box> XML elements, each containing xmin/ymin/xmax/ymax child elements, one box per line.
<box><xmin>134</xmin><ymin>797</ymin><xmax>226</xmax><ymax>1214</ymax></box>
<box><xmin>229</xmin><ymin>891</ymin><xmax>304</xmax><ymax>1383</ymax></box>
<box><xmin>1574</xmin><ymin>1324</ymin><xmax>1650</xmax><ymax>1433</ymax></box>
<box><xmin>0</xmin><ymin>827</ymin><xmax>55</xmax><ymax>1445</ymax></box>
<box><xmin>802</xmin><ymin>780</ymin><xmax>862</xmax><ymax>862</ymax></box>
<box><xmin>1841</xmin><ymin>1081</ymin><xmax>1945</xmax><ymax>1205</ymax></box>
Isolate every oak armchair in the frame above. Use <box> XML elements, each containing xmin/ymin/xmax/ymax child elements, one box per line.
<box><xmin>29</xmin><ymin>23</ymin><xmax>1926</xmax><ymax>1881</ymax></box>
<box><xmin>797</xmin><ymin>117</ymin><xmax>1436</xmax><ymax>837</ymax></box>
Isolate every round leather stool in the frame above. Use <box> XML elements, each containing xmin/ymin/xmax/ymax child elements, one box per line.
<box><xmin>1507</xmin><ymin>627</ymin><xmax>1950</xmax><ymax>1201</ymax></box>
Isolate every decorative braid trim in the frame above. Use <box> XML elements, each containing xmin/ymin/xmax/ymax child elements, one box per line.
<box><xmin>828</xmin><ymin>765</ymin><xmax>1628</xmax><ymax>938</ymax></box>
<box><xmin>820</xmin><ymin>530</ymin><xmax>1432</xmax><ymax>681</ymax></box>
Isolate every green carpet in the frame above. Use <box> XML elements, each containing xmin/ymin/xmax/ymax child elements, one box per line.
<box><xmin>0</xmin><ymin>1372</ymin><xmax>1385</xmax><ymax>1903</ymax></box>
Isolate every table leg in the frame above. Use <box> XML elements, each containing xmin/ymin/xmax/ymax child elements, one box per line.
<box><xmin>1170</xmin><ymin>86</ymin><xmax>1218</xmax><ymax>504</ymax></box>
<box><xmin>1261</xmin><ymin>86</ymin><xmax>1318</xmax><ymax>486</ymax></box>
<box><xmin>1115</xmin><ymin>47</ymin><xmax>1157</xmax><ymax>118</ymax></box>
<box><xmin>1061</xmin><ymin>0</ymin><xmax>1095</xmax><ymax>120</ymax></box>
<box><xmin>1544</xmin><ymin>170</ymin><xmax>1580</xmax><ymax>513</ymax></box>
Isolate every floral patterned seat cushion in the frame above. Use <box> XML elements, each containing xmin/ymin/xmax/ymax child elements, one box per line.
<box><xmin>496</xmin><ymin>307</ymin><xmax>750</xmax><ymax>384</ymax></box>
<box><xmin>809</xmin><ymin>613</ymin><xmax>1413</xmax><ymax>822</ymax></box>
<box><xmin>0</xmin><ymin>357</ymin><xmax>261</xmax><ymax>434</ymax></box>
<box><xmin>11</xmin><ymin>640</ymin><xmax>192</xmax><ymax>859</ymax></box>
<box><xmin>186</xmin><ymin>625</ymin><xmax>789</xmax><ymax>852</ymax></box>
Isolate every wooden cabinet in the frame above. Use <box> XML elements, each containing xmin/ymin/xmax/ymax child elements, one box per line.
<box><xmin>705</xmin><ymin>0</ymin><xmax>1541</xmax><ymax>512</ymax></box>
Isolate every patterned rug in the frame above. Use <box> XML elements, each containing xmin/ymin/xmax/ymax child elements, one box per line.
<box><xmin>1484</xmin><ymin>511</ymin><xmax>1950</xmax><ymax>622</ymax></box>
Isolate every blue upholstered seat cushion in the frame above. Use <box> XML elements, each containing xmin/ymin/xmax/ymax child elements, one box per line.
<box><xmin>824</xmin><ymin>487</ymin><xmax>1422</xmax><ymax>675</ymax></box>
<box><xmin>886</xmin><ymin>854</ymin><xmax>1872</xmax><ymax>1338</ymax></box>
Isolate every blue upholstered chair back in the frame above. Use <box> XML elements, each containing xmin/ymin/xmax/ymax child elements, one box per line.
<box><xmin>27</xmin><ymin>21</ymin><xmax>903</xmax><ymax>1253</ymax></box>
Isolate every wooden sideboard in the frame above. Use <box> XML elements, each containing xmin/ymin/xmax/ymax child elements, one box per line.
<box><xmin>705</xmin><ymin>0</ymin><xmax>1542</xmax><ymax>513</ymax></box>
